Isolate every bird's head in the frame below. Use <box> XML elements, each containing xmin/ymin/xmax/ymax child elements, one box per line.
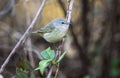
<box><xmin>53</xmin><ymin>18</ymin><xmax>70</xmax><ymax>28</ymax></box>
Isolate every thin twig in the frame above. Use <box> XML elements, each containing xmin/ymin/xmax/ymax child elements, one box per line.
<box><xmin>32</xmin><ymin>47</ymin><xmax>43</xmax><ymax>60</ymax></box>
<box><xmin>53</xmin><ymin>48</ymin><xmax>61</xmax><ymax>78</ymax></box>
<box><xmin>47</xmin><ymin>66</ymin><xmax>54</xmax><ymax>78</ymax></box>
<box><xmin>26</xmin><ymin>11</ymin><xmax>35</xmax><ymax>68</ymax></box>
<box><xmin>0</xmin><ymin>0</ymin><xmax>46</xmax><ymax>73</ymax></box>
<box><xmin>54</xmin><ymin>63</ymin><xmax>60</xmax><ymax>78</ymax></box>
<box><xmin>52</xmin><ymin>0</ymin><xmax>74</xmax><ymax>78</ymax></box>
<box><xmin>66</xmin><ymin>0</ymin><xmax>74</xmax><ymax>23</ymax></box>
<box><xmin>26</xmin><ymin>38</ymin><xmax>35</xmax><ymax>68</ymax></box>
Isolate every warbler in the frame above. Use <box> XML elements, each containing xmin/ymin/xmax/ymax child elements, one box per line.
<box><xmin>32</xmin><ymin>18</ymin><xmax>69</xmax><ymax>43</ymax></box>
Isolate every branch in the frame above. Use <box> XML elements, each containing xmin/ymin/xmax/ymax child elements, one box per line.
<box><xmin>50</xmin><ymin>0</ymin><xmax>74</xmax><ymax>77</ymax></box>
<box><xmin>0</xmin><ymin>0</ymin><xmax>46</xmax><ymax>73</ymax></box>
<box><xmin>47</xmin><ymin>66</ymin><xmax>54</xmax><ymax>78</ymax></box>
<box><xmin>54</xmin><ymin>63</ymin><xmax>60</xmax><ymax>78</ymax></box>
<box><xmin>47</xmin><ymin>0</ymin><xmax>74</xmax><ymax>78</ymax></box>
<box><xmin>66</xmin><ymin>0</ymin><xmax>74</xmax><ymax>23</ymax></box>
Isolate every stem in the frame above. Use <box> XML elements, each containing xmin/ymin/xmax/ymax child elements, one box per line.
<box><xmin>54</xmin><ymin>63</ymin><xmax>60</xmax><ymax>78</ymax></box>
<box><xmin>47</xmin><ymin>66</ymin><xmax>54</xmax><ymax>78</ymax></box>
<box><xmin>52</xmin><ymin>0</ymin><xmax>74</xmax><ymax>78</ymax></box>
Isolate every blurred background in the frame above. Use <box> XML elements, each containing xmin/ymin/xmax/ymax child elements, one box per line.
<box><xmin>0</xmin><ymin>0</ymin><xmax>120</xmax><ymax>78</ymax></box>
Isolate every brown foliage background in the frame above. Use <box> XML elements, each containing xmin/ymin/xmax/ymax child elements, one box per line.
<box><xmin>0</xmin><ymin>0</ymin><xmax>120</xmax><ymax>78</ymax></box>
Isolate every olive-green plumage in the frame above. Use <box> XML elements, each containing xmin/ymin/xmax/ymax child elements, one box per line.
<box><xmin>32</xmin><ymin>18</ymin><xmax>69</xmax><ymax>43</ymax></box>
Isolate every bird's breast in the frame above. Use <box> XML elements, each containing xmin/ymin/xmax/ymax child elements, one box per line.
<box><xmin>43</xmin><ymin>28</ymin><xmax>68</xmax><ymax>43</ymax></box>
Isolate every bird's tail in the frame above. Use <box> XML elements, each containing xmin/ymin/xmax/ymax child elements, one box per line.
<box><xmin>31</xmin><ymin>30</ymin><xmax>43</xmax><ymax>36</ymax></box>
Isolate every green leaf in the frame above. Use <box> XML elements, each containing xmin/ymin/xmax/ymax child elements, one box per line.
<box><xmin>110</xmin><ymin>57</ymin><xmax>120</xmax><ymax>77</ymax></box>
<box><xmin>84</xmin><ymin>75</ymin><xmax>90</xmax><ymax>78</ymax></box>
<box><xmin>16</xmin><ymin>68</ymin><xmax>28</xmax><ymax>78</ymax></box>
<box><xmin>39</xmin><ymin>59</ymin><xmax>52</xmax><ymax>75</ymax></box>
<box><xmin>41</xmin><ymin>47</ymin><xmax>55</xmax><ymax>60</ymax></box>
<box><xmin>16</xmin><ymin>59</ymin><xmax>36</xmax><ymax>78</ymax></box>
<box><xmin>16</xmin><ymin>59</ymin><xmax>30</xmax><ymax>71</ymax></box>
<box><xmin>49</xmin><ymin>50</ymin><xmax>55</xmax><ymax>59</ymax></box>
<box><xmin>56</xmin><ymin>51</ymin><xmax>67</xmax><ymax>63</ymax></box>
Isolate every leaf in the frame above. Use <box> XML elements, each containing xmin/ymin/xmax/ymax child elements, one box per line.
<box><xmin>41</xmin><ymin>47</ymin><xmax>55</xmax><ymax>60</ymax></box>
<box><xmin>39</xmin><ymin>59</ymin><xmax>52</xmax><ymax>75</ymax></box>
<box><xmin>110</xmin><ymin>57</ymin><xmax>119</xmax><ymax>77</ymax></box>
<box><xmin>16</xmin><ymin>68</ymin><xmax>28</xmax><ymax>78</ymax></box>
<box><xmin>56</xmin><ymin>51</ymin><xmax>67</xmax><ymax>63</ymax></box>
<box><xmin>16</xmin><ymin>59</ymin><xmax>36</xmax><ymax>78</ymax></box>
<box><xmin>49</xmin><ymin>50</ymin><xmax>55</xmax><ymax>59</ymax></box>
<box><xmin>16</xmin><ymin>59</ymin><xmax>30</xmax><ymax>71</ymax></box>
<box><xmin>84</xmin><ymin>75</ymin><xmax>90</xmax><ymax>78</ymax></box>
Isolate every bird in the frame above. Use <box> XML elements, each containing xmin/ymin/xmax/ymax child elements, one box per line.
<box><xmin>32</xmin><ymin>18</ymin><xmax>69</xmax><ymax>43</ymax></box>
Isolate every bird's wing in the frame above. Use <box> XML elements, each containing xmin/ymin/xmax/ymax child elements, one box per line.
<box><xmin>39</xmin><ymin>23</ymin><xmax>55</xmax><ymax>33</ymax></box>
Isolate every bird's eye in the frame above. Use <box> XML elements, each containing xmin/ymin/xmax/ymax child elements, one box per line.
<box><xmin>61</xmin><ymin>22</ymin><xmax>65</xmax><ymax>24</ymax></box>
